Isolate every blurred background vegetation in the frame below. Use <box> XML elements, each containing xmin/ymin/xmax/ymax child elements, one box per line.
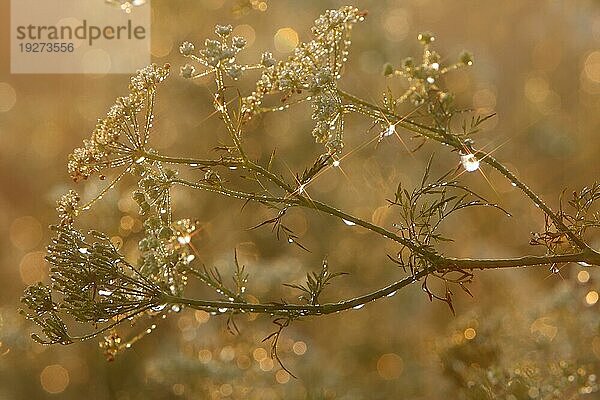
<box><xmin>0</xmin><ymin>0</ymin><xmax>599</xmax><ymax>398</ymax></box>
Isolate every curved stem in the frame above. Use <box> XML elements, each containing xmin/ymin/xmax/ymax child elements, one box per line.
<box><xmin>163</xmin><ymin>268</ymin><xmax>431</xmax><ymax>316</ymax></box>
<box><xmin>163</xmin><ymin>247</ymin><xmax>600</xmax><ymax>317</ymax></box>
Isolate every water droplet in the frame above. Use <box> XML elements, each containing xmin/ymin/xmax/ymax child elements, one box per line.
<box><xmin>332</xmin><ymin>159</ymin><xmax>341</xmax><ymax>167</ymax></box>
<box><xmin>384</xmin><ymin>124</ymin><xmax>396</xmax><ymax>137</ymax></box>
<box><xmin>460</xmin><ymin>153</ymin><xmax>480</xmax><ymax>172</ymax></box>
<box><xmin>218</xmin><ymin>307</ymin><xmax>229</xmax><ymax>313</ymax></box>
<box><xmin>186</xmin><ymin>254</ymin><xmax>195</xmax><ymax>262</ymax></box>
<box><xmin>152</xmin><ymin>304</ymin><xmax>167</xmax><ymax>312</ymax></box>
<box><xmin>288</xmin><ymin>238</ymin><xmax>294</xmax><ymax>244</ymax></box>
<box><xmin>229</xmin><ymin>166</ymin><xmax>238</xmax><ymax>170</ymax></box>
<box><xmin>342</xmin><ymin>219</ymin><xmax>356</xmax><ymax>226</ymax></box>
<box><xmin>386</xmin><ymin>290</ymin><xmax>398</xmax><ymax>297</ymax></box>
<box><xmin>550</xmin><ymin>265</ymin><xmax>560</xmax><ymax>274</ymax></box>
<box><xmin>125</xmin><ymin>343</ymin><xmax>132</xmax><ymax>348</ymax></box>
<box><xmin>171</xmin><ymin>305</ymin><xmax>181</xmax><ymax>313</ymax></box>
<box><xmin>579</xmin><ymin>262</ymin><xmax>592</xmax><ymax>267</ymax></box>
<box><xmin>189</xmin><ymin>163</ymin><xmax>198</xmax><ymax>167</ymax></box>
<box><xmin>352</xmin><ymin>304</ymin><xmax>364</xmax><ymax>310</ymax></box>
<box><xmin>98</xmin><ymin>289</ymin><xmax>113</xmax><ymax>296</ymax></box>
<box><xmin>426</xmin><ymin>76</ymin><xmax>435</xmax><ymax>84</ymax></box>
<box><xmin>135</xmin><ymin>156</ymin><xmax>146</xmax><ymax>164</ymax></box>
<box><xmin>178</xmin><ymin>235</ymin><xmax>191</xmax><ymax>245</ymax></box>
<box><xmin>511</xmin><ymin>182</ymin><xmax>517</xmax><ymax>187</ymax></box>
<box><xmin>298</xmin><ymin>184</ymin><xmax>305</xmax><ymax>193</ymax></box>
<box><xmin>431</xmin><ymin>62</ymin><xmax>440</xmax><ymax>70</ymax></box>
<box><xmin>78</xmin><ymin>247</ymin><xmax>89</xmax><ymax>254</ymax></box>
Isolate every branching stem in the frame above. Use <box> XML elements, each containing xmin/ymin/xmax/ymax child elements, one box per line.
<box><xmin>162</xmin><ymin>248</ymin><xmax>600</xmax><ymax>316</ymax></box>
<box><xmin>337</xmin><ymin>88</ymin><xmax>591</xmax><ymax>251</ymax></box>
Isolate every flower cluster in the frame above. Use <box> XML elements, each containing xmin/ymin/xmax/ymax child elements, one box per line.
<box><xmin>179</xmin><ymin>25</ymin><xmax>250</xmax><ymax>81</ymax></box>
<box><xmin>378</xmin><ymin>33</ymin><xmax>475</xmax><ymax>136</ymax></box>
<box><xmin>138</xmin><ymin>216</ymin><xmax>199</xmax><ymax>296</ymax></box>
<box><xmin>68</xmin><ymin>64</ymin><xmax>170</xmax><ymax>182</ymax></box>
<box><xmin>391</xmin><ymin>33</ymin><xmax>473</xmax><ymax>108</ymax></box>
<box><xmin>99</xmin><ymin>330</ymin><xmax>122</xmax><ymax>361</ymax></box>
<box><xmin>21</xmin><ymin>225</ymin><xmax>165</xmax><ymax>344</ymax></box>
<box><xmin>241</xmin><ymin>6</ymin><xmax>365</xmax><ymax>153</ymax></box>
<box><xmin>20</xmin><ymin>282</ymin><xmax>71</xmax><ymax>345</ymax></box>
<box><xmin>311</xmin><ymin>90</ymin><xmax>344</xmax><ymax>151</ymax></box>
<box><xmin>56</xmin><ymin>190</ymin><xmax>80</xmax><ymax>226</ymax></box>
<box><xmin>48</xmin><ymin>226</ymin><xmax>163</xmax><ymax>322</ymax></box>
<box><xmin>132</xmin><ymin>160</ymin><xmax>176</xmax><ymax>222</ymax></box>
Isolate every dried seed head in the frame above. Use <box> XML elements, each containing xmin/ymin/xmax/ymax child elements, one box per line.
<box><xmin>68</xmin><ymin>64</ymin><xmax>170</xmax><ymax>181</ymax></box>
<box><xmin>215</xmin><ymin>24</ymin><xmax>233</xmax><ymax>38</ymax></box>
<box><xmin>179</xmin><ymin>41</ymin><xmax>195</xmax><ymax>56</ymax></box>
<box><xmin>180</xmin><ymin>64</ymin><xmax>196</xmax><ymax>79</ymax></box>
<box><xmin>56</xmin><ymin>190</ymin><xmax>80</xmax><ymax>226</ymax></box>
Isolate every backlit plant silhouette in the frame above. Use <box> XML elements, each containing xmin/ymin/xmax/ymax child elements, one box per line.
<box><xmin>21</xmin><ymin>5</ymin><xmax>600</xmax><ymax>379</ymax></box>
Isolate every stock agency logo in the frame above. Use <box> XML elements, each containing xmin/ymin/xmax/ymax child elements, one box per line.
<box><xmin>11</xmin><ymin>0</ymin><xmax>150</xmax><ymax>74</ymax></box>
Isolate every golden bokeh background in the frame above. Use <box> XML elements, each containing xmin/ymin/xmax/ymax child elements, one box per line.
<box><xmin>0</xmin><ymin>0</ymin><xmax>599</xmax><ymax>398</ymax></box>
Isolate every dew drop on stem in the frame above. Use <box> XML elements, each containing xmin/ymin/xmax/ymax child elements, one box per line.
<box><xmin>460</xmin><ymin>153</ymin><xmax>480</xmax><ymax>172</ymax></box>
<box><xmin>384</xmin><ymin>124</ymin><xmax>396</xmax><ymax>137</ymax></box>
<box><xmin>152</xmin><ymin>304</ymin><xmax>167</xmax><ymax>312</ymax></box>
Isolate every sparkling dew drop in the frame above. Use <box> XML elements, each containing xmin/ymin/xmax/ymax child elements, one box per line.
<box><xmin>384</xmin><ymin>124</ymin><xmax>396</xmax><ymax>137</ymax></box>
<box><xmin>460</xmin><ymin>153</ymin><xmax>480</xmax><ymax>172</ymax></box>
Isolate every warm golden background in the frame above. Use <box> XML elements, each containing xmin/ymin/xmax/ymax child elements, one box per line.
<box><xmin>1</xmin><ymin>0</ymin><xmax>599</xmax><ymax>398</ymax></box>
